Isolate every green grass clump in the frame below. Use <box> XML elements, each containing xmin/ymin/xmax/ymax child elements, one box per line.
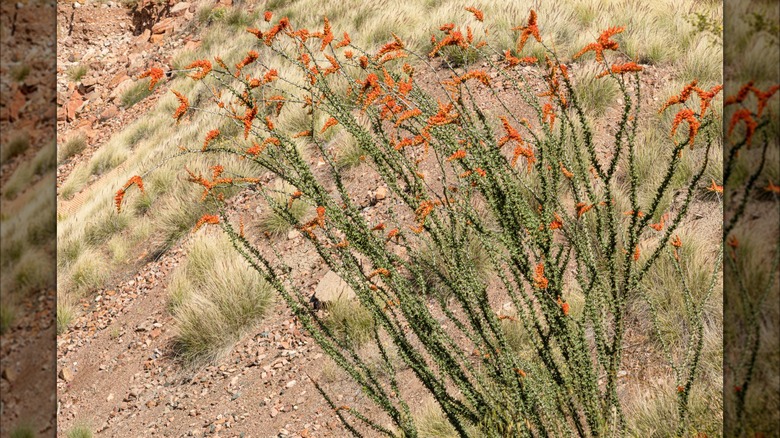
<box><xmin>2</xmin><ymin>133</ymin><xmax>30</xmax><ymax>162</ymax></box>
<box><xmin>10</xmin><ymin>425</ymin><xmax>36</xmax><ymax>438</ymax></box>
<box><xmin>11</xmin><ymin>64</ymin><xmax>31</xmax><ymax>82</ymax></box>
<box><xmin>88</xmin><ymin>144</ymin><xmax>128</xmax><ymax>176</ymax></box>
<box><xmin>323</xmin><ymin>298</ymin><xmax>375</xmax><ymax>348</ymax></box>
<box><xmin>56</xmin><ymin>302</ymin><xmax>74</xmax><ymax>335</ymax></box>
<box><xmin>0</xmin><ymin>301</ymin><xmax>16</xmax><ymax>335</ymax></box>
<box><xmin>120</xmin><ymin>80</ymin><xmax>154</xmax><ymax>108</ymax></box>
<box><xmin>58</xmin><ymin>134</ymin><xmax>87</xmax><ymax>163</ymax></box>
<box><xmin>10</xmin><ymin>249</ymin><xmax>56</xmax><ymax>295</ymax></box>
<box><xmin>67</xmin><ymin>64</ymin><xmax>88</xmax><ymax>82</ymax></box>
<box><xmin>83</xmin><ymin>210</ymin><xmax>130</xmax><ymax>246</ymax></box>
<box><xmin>66</xmin><ymin>424</ymin><xmax>93</xmax><ymax>438</ymax></box>
<box><xmin>68</xmin><ymin>249</ymin><xmax>110</xmax><ymax>296</ymax></box>
<box><xmin>169</xmin><ymin>232</ymin><xmax>274</xmax><ymax>365</ymax></box>
<box><xmin>333</xmin><ymin>131</ymin><xmax>365</xmax><ymax>170</ymax></box>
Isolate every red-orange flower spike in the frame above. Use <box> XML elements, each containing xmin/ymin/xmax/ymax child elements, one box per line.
<box><xmin>623</xmin><ymin>210</ymin><xmax>645</xmax><ymax>217</ymax></box>
<box><xmin>318</xmin><ymin>17</ymin><xmax>334</xmax><ymax>51</ymax></box>
<box><xmin>511</xmin><ymin>145</ymin><xmax>536</xmax><ymax>171</ymax></box>
<box><xmin>576</xmin><ymin>202</ymin><xmax>594</xmax><ymax>218</ymax></box>
<box><xmin>596</xmin><ymin>62</ymin><xmax>643</xmax><ymax>78</ymax></box>
<box><xmin>320</xmin><ymin>117</ymin><xmax>338</xmax><ymax>133</ymax></box>
<box><xmin>765</xmin><ymin>181</ymin><xmax>780</xmax><ymax>194</ymax></box>
<box><xmin>560</xmin><ymin>162</ymin><xmax>573</xmax><ymax>178</ymax></box>
<box><xmin>556</xmin><ymin>296</ymin><xmax>569</xmax><ymax>315</ymax></box>
<box><xmin>633</xmin><ymin>246</ymin><xmax>640</xmax><ymax>261</ymax></box>
<box><xmin>185</xmin><ymin>60</ymin><xmax>212</xmax><ymax>80</ymax></box>
<box><xmin>707</xmin><ymin>179</ymin><xmax>723</xmax><ymax>193</ymax></box>
<box><xmin>728</xmin><ymin>109</ymin><xmax>758</xmax><ymax>147</ymax></box>
<box><xmin>264</xmin><ymin>11</ymin><xmax>273</xmax><ymax>22</ymax></box>
<box><xmin>513</xmin><ymin>10</ymin><xmax>541</xmax><ymax>53</ymax></box>
<box><xmin>236</xmin><ymin>50</ymin><xmax>259</xmax><ymax>71</ymax></box>
<box><xmin>659</xmin><ymin>80</ymin><xmax>698</xmax><ymax>113</ymax></box>
<box><xmin>386</xmin><ymin>229</ymin><xmax>399</xmax><ymax>241</ymax></box>
<box><xmin>533</xmin><ymin>263</ymin><xmax>548</xmax><ymax>289</ymax></box>
<box><xmin>465</xmin><ymin>7</ymin><xmax>484</xmax><ymax>21</ymax></box>
<box><xmin>171</xmin><ymin>90</ymin><xmax>189</xmax><ymax>123</ymax></box>
<box><xmin>139</xmin><ymin>67</ymin><xmax>164</xmax><ymax>90</ymax></box>
<box><xmin>334</xmin><ymin>32</ymin><xmax>351</xmax><ymax>49</ymax></box>
<box><xmin>194</xmin><ymin>214</ymin><xmax>220</xmax><ymax>231</ymax></box>
<box><xmin>573</xmin><ymin>26</ymin><xmax>625</xmax><ymax>61</ymax></box>
<box><xmin>550</xmin><ymin>213</ymin><xmax>563</xmax><ymax>229</ymax></box>
<box><xmin>498</xmin><ymin>116</ymin><xmax>524</xmax><ymax>147</ymax></box>
<box><xmin>203</xmin><ymin>129</ymin><xmax>220</xmax><ymax>151</ymax></box>
<box><xmin>694</xmin><ymin>84</ymin><xmax>723</xmax><ymax>117</ymax></box>
<box><xmin>447</xmin><ymin>150</ymin><xmax>467</xmax><ymax>161</ymax></box>
<box><xmin>671</xmin><ymin>235</ymin><xmax>683</xmax><ymax>248</ymax></box>
<box><xmin>649</xmin><ymin>213</ymin><xmax>668</xmax><ymax>231</ymax></box>
<box><xmin>670</xmin><ymin>108</ymin><xmax>700</xmax><ymax>147</ymax></box>
<box><xmin>460</xmin><ymin>70</ymin><xmax>491</xmax><ymax>87</ymax></box>
<box><xmin>724</xmin><ymin>82</ymin><xmax>754</xmax><ymax>107</ymax></box>
<box><xmin>753</xmin><ymin>84</ymin><xmax>780</xmax><ymax>117</ymax></box>
<box><xmin>247</xmin><ymin>28</ymin><xmax>263</xmax><ymax>39</ymax></box>
<box><xmin>371</xmin><ymin>222</ymin><xmax>386</xmax><ymax>231</ymax></box>
<box><xmin>114</xmin><ymin>175</ymin><xmax>146</xmax><ymax>213</ymax></box>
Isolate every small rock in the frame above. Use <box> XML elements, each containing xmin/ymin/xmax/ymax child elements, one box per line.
<box><xmin>99</xmin><ymin>105</ymin><xmax>118</xmax><ymax>122</ymax></box>
<box><xmin>374</xmin><ymin>186</ymin><xmax>387</xmax><ymax>200</ymax></box>
<box><xmin>59</xmin><ymin>367</ymin><xmax>74</xmax><ymax>382</ymax></box>
<box><xmin>312</xmin><ymin>271</ymin><xmax>356</xmax><ymax>308</ymax></box>
<box><xmin>73</xmin><ymin>1</ymin><xmax>81</xmax><ymax>8</ymax></box>
<box><xmin>2</xmin><ymin>367</ymin><xmax>17</xmax><ymax>383</ymax></box>
<box><xmin>287</xmin><ymin>230</ymin><xmax>301</xmax><ymax>240</ymax></box>
<box><xmin>286</xmin><ymin>380</ymin><xmax>297</xmax><ymax>389</ymax></box>
<box><xmin>170</xmin><ymin>2</ymin><xmax>190</xmax><ymax>16</ymax></box>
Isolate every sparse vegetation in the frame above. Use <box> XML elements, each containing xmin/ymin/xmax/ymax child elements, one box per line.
<box><xmin>9</xmin><ymin>425</ymin><xmax>36</xmax><ymax>438</ymax></box>
<box><xmin>66</xmin><ymin>424</ymin><xmax>92</xmax><ymax>438</ymax></box>
<box><xmin>11</xmin><ymin>64</ymin><xmax>31</xmax><ymax>82</ymax></box>
<box><xmin>67</xmin><ymin>64</ymin><xmax>88</xmax><ymax>82</ymax></box>
<box><xmin>0</xmin><ymin>301</ymin><xmax>15</xmax><ymax>335</ymax></box>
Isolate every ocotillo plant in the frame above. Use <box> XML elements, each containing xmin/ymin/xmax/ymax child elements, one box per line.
<box><xmin>117</xmin><ymin>8</ymin><xmax>730</xmax><ymax>436</ymax></box>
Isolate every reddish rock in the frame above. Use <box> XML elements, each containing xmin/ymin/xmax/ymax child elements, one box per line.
<box><xmin>8</xmin><ymin>89</ymin><xmax>26</xmax><ymax>121</ymax></box>
<box><xmin>183</xmin><ymin>40</ymin><xmax>201</xmax><ymax>51</ymax></box>
<box><xmin>109</xmin><ymin>73</ymin><xmax>130</xmax><ymax>88</ymax></box>
<box><xmin>99</xmin><ymin>105</ymin><xmax>118</xmax><ymax>122</ymax></box>
<box><xmin>151</xmin><ymin>17</ymin><xmax>175</xmax><ymax>35</ymax></box>
<box><xmin>66</xmin><ymin>93</ymin><xmax>84</xmax><ymax>122</ymax></box>
<box><xmin>170</xmin><ymin>2</ymin><xmax>190</xmax><ymax>16</ymax></box>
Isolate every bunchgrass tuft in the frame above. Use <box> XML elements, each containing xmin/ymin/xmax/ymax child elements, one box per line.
<box><xmin>258</xmin><ymin>182</ymin><xmax>311</xmax><ymax>237</ymax></box>
<box><xmin>169</xmin><ymin>232</ymin><xmax>274</xmax><ymax>365</ymax></box>
<box><xmin>2</xmin><ymin>133</ymin><xmax>30</xmax><ymax>162</ymax></box>
<box><xmin>323</xmin><ymin>297</ymin><xmax>375</xmax><ymax>348</ymax></box>
<box><xmin>120</xmin><ymin>80</ymin><xmax>154</xmax><ymax>108</ymax></box>
<box><xmin>67</xmin><ymin>64</ymin><xmax>88</xmax><ymax>82</ymax></box>
<box><xmin>58</xmin><ymin>134</ymin><xmax>87</xmax><ymax>163</ymax></box>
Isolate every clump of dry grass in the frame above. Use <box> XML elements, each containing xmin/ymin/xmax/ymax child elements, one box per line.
<box><xmin>168</xmin><ymin>232</ymin><xmax>274</xmax><ymax>365</ymax></box>
<box><xmin>258</xmin><ymin>181</ymin><xmax>311</xmax><ymax>237</ymax></box>
<box><xmin>58</xmin><ymin>134</ymin><xmax>87</xmax><ymax>163</ymax></box>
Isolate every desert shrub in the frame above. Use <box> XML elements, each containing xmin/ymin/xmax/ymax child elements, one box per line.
<box><xmin>323</xmin><ymin>298</ymin><xmax>375</xmax><ymax>348</ymax></box>
<box><xmin>56</xmin><ymin>302</ymin><xmax>74</xmax><ymax>335</ymax></box>
<box><xmin>117</xmin><ymin>8</ymin><xmax>732</xmax><ymax>437</ymax></box>
<box><xmin>66</xmin><ymin>425</ymin><xmax>92</xmax><ymax>438</ymax></box>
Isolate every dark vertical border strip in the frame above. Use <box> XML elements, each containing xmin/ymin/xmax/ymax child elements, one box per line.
<box><xmin>723</xmin><ymin>0</ymin><xmax>780</xmax><ymax>436</ymax></box>
<box><xmin>0</xmin><ymin>0</ymin><xmax>58</xmax><ymax>437</ymax></box>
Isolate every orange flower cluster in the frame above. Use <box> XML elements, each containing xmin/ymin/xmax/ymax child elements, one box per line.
<box><xmin>394</xmin><ymin>108</ymin><xmax>422</xmax><ymax>127</ymax></box>
<box><xmin>728</xmin><ymin>109</ymin><xmax>758</xmax><ymax>147</ymax></box>
<box><xmin>633</xmin><ymin>246</ymin><xmax>640</xmax><ymax>262</ymax></box>
<box><xmin>660</xmin><ymin>80</ymin><xmax>722</xmax><ymax>117</ymax></box>
<box><xmin>312</xmin><ymin>16</ymin><xmax>334</xmax><ymax>51</ymax></box>
<box><xmin>504</xmin><ymin>50</ymin><xmax>536</xmax><ymax>68</ymax></box>
<box><xmin>573</xmin><ymin>26</ymin><xmax>624</xmax><ymax>61</ymax></box>
<box><xmin>596</xmin><ymin>62</ymin><xmax>643</xmax><ymax>78</ymax></box>
<box><xmin>533</xmin><ymin>263</ymin><xmax>548</xmax><ymax>289</ymax></box>
<box><xmin>549</xmin><ymin>213</ymin><xmax>563</xmax><ymax>229</ymax></box>
<box><xmin>427</xmin><ymin>100</ymin><xmax>459</xmax><ymax>126</ymax></box>
<box><xmin>623</xmin><ymin>210</ymin><xmax>644</xmax><ymax>217</ymax></box>
<box><xmin>513</xmin><ymin>10</ymin><xmax>541</xmax><ymax>53</ymax></box>
<box><xmin>542</xmin><ymin>103</ymin><xmax>556</xmax><ymax>128</ymax></box>
<box><xmin>172</xmin><ymin>90</ymin><xmax>189</xmax><ymax>123</ymax></box>
<box><xmin>766</xmin><ymin>181</ymin><xmax>780</xmax><ymax>194</ymax></box>
<box><xmin>185</xmin><ymin>167</ymin><xmax>260</xmax><ymax>201</ymax></box>
<box><xmin>263</xmin><ymin>17</ymin><xmax>290</xmax><ymax>45</ymax></box>
<box><xmin>334</xmin><ymin>32</ymin><xmax>351</xmax><ymax>49</ymax></box>
<box><xmin>139</xmin><ymin>67</ymin><xmax>164</xmax><ymax>90</ymax></box>
<box><xmin>649</xmin><ymin>213</ymin><xmax>668</xmax><ymax>231</ymax></box>
<box><xmin>429</xmin><ymin>23</ymin><xmax>470</xmax><ymax>58</ymax></box>
<box><xmin>511</xmin><ymin>145</ymin><xmax>536</xmax><ymax>171</ymax></box>
<box><xmin>203</xmin><ymin>129</ymin><xmax>220</xmax><ymax>151</ymax></box>
<box><xmin>114</xmin><ymin>175</ymin><xmax>145</xmax><ymax>213</ymax></box>
<box><xmin>498</xmin><ymin>116</ymin><xmax>523</xmax><ymax>147</ymax></box>
<box><xmin>706</xmin><ymin>179</ymin><xmax>723</xmax><ymax>193</ymax></box>
<box><xmin>670</xmin><ymin>108</ymin><xmax>700</xmax><ymax>147</ymax></box>
<box><xmin>725</xmin><ymin>82</ymin><xmax>779</xmax><ymax>117</ymax></box>
<box><xmin>556</xmin><ymin>296</ymin><xmax>569</xmax><ymax>315</ymax></box>
<box><xmin>671</xmin><ymin>234</ymin><xmax>682</xmax><ymax>260</ymax></box>
<box><xmin>300</xmin><ymin>206</ymin><xmax>327</xmax><ymax>238</ymax></box>
<box><xmin>576</xmin><ymin>202</ymin><xmax>594</xmax><ymax>218</ymax></box>
<box><xmin>235</xmin><ymin>50</ymin><xmax>260</xmax><ymax>73</ymax></box>
<box><xmin>320</xmin><ymin>117</ymin><xmax>338</xmax><ymax>133</ymax></box>
<box><xmin>447</xmin><ymin>150</ymin><xmax>467</xmax><ymax>161</ymax></box>
<box><xmin>194</xmin><ymin>214</ymin><xmax>220</xmax><ymax>231</ymax></box>
<box><xmin>239</xmin><ymin>105</ymin><xmax>256</xmax><ymax>138</ymax></box>
<box><xmin>465</xmin><ymin>6</ymin><xmax>483</xmax><ymax>22</ymax></box>
<box><xmin>368</xmin><ymin>268</ymin><xmax>391</xmax><ymax>279</ymax></box>
<box><xmin>185</xmin><ymin>60</ymin><xmax>212</xmax><ymax>80</ymax></box>
<box><xmin>560</xmin><ymin>162</ymin><xmax>573</xmax><ymax>179</ymax></box>
<box><xmin>264</xmin><ymin>10</ymin><xmax>273</xmax><ymax>22</ymax></box>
